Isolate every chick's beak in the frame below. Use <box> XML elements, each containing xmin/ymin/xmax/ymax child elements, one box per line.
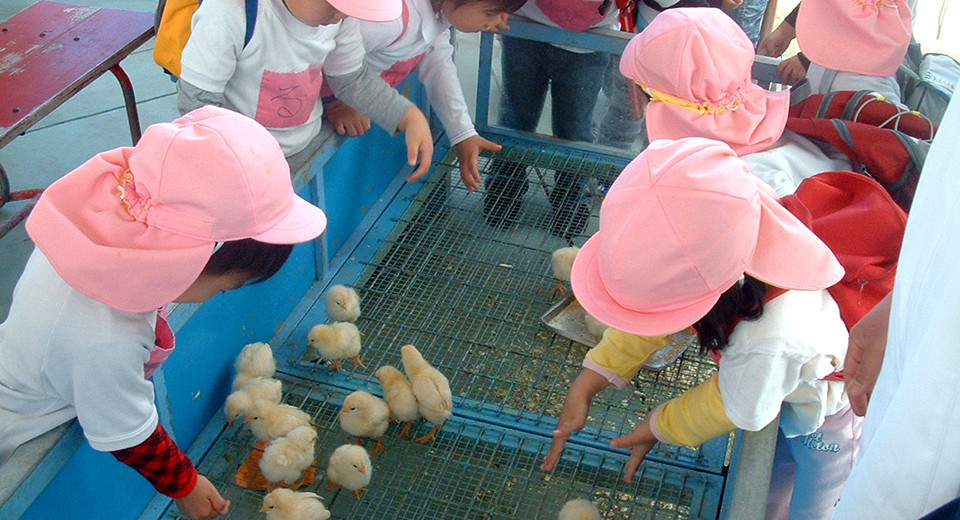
<box><xmin>259</xmin><ymin>505</ymin><xmax>268</xmax><ymax>512</ymax></box>
<box><xmin>244</xmin><ymin>417</ymin><xmax>254</xmax><ymax>424</ymax></box>
<box><xmin>359</xmin><ymin>464</ymin><xmax>367</xmax><ymax>474</ymax></box>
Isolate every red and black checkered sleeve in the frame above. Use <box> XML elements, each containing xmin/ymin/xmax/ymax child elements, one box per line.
<box><xmin>110</xmin><ymin>422</ymin><xmax>198</xmax><ymax>498</ymax></box>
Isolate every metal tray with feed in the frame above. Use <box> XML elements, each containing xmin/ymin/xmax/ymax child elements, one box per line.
<box><xmin>541</xmin><ymin>293</ymin><xmax>697</xmax><ymax>371</ymax></box>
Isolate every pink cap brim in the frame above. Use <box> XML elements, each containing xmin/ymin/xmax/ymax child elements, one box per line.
<box><xmin>327</xmin><ymin>0</ymin><xmax>401</xmax><ymax>22</ymax></box>
<box><xmin>252</xmin><ymin>197</ymin><xmax>327</xmax><ymax>244</ymax></box>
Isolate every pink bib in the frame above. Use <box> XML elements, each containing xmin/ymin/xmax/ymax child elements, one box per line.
<box><xmin>535</xmin><ymin>0</ymin><xmax>607</xmax><ymax>32</ymax></box>
<box><xmin>144</xmin><ymin>307</ymin><xmax>176</xmax><ymax>379</ymax></box>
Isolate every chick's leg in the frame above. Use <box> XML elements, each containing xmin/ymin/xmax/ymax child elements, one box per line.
<box><xmin>352</xmin><ymin>488</ymin><xmax>369</xmax><ymax>500</ymax></box>
<box><xmin>352</xmin><ymin>355</ymin><xmax>366</xmax><ymax>368</ymax></box>
<box><xmin>551</xmin><ymin>281</ymin><xmax>567</xmax><ymax>299</ymax></box>
<box><xmin>371</xmin><ymin>437</ymin><xmax>386</xmax><ymax>455</ymax></box>
<box><xmin>396</xmin><ymin>420</ymin><xmax>414</xmax><ymax>439</ymax></box>
<box><xmin>328</xmin><ymin>359</ymin><xmax>342</xmax><ymax>371</ymax></box>
<box><xmin>415</xmin><ymin>423</ymin><xmax>442</xmax><ymax>444</ymax></box>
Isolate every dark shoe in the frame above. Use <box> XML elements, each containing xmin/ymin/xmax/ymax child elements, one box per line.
<box><xmin>482</xmin><ymin>162</ymin><xmax>528</xmax><ymax>230</ymax></box>
<box><xmin>548</xmin><ymin>176</ymin><xmax>589</xmax><ymax>240</ymax></box>
<box><xmin>550</xmin><ymin>202</ymin><xmax>590</xmax><ymax>240</ymax></box>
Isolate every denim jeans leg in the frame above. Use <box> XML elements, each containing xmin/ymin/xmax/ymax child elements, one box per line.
<box><xmin>727</xmin><ymin>0</ymin><xmax>769</xmax><ymax>46</ymax></box>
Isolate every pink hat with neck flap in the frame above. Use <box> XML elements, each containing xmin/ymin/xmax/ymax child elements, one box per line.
<box><xmin>26</xmin><ymin>106</ymin><xmax>327</xmax><ymax>313</ymax></box>
<box><xmin>619</xmin><ymin>8</ymin><xmax>789</xmax><ymax>156</ymax></box>
<box><xmin>797</xmin><ymin>0</ymin><xmax>912</xmax><ymax>77</ymax></box>
<box><xmin>571</xmin><ymin>138</ymin><xmax>844</xmax><ymax>337</ymax></box>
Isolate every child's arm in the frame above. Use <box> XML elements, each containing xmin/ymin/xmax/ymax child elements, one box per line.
<box><xmin>325</xmin><ymin>19</ymin><xmax>433</xmax><ymax>180</ymax></box>
<box><xmin>177</xmin><ymin>0</ymin><xmax>244</xmax><ymax>112</ymax></box>
<box><xmin>540</xmin><ymin>367</ymin><xmax>610</xmax><ymax>471</ymax></box>
<box><xmin>417</xmin><ymin>30</ymin><xmax>501</xmax><ymax>191</ymax></box>
<box><xmin>177</xmin><ymin>79</ymin><xmax>227</xmax><ymax>115</ymax></box>
<box><xmin>612</xmin><ymin>373</ymin><xmax>737</xmax><ymax>482</ymax></box>
<box><xmin>540</xmin><ymin>329</ymin><xmax>672</xmax><ymax>471</ymax></box>
<box><xmin>111</xmin><ymin>422</ymin><xmax>230</xmax><ymax>519</ymax></box>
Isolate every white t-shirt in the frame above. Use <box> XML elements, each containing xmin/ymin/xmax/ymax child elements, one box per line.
<box><xmin>743</xmin><ymin>129</ymin><xmax>855</xmax><ymax>197</ymax></box>
<box><xmin>359</xmin><ymin>0</ymin><xmax>476</xmax><ymax>145</ymax></box>
<box><xmin>180</xmin><ymin>0</ymin><xmax>367</xmax><ymax>155</ymax></box>
<box><xmin>0</xmin><ymin>249</ymin><xmax>159</xmax><ymax>462</ymax></box>
<box><xmin>806</xmin><ymin>62</ymin><xmax>902</xmax><ymax>104</ymax></box>
<box><xmin>719</xmin><ymin>289</ymin><xmax>849</xmax><ymax>437</ymax></box>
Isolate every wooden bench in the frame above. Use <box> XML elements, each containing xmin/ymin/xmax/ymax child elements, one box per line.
<box><xmin>0</xmin><ymin>0</ymin><xmax>153</xmax><ymax>236</ymax></box>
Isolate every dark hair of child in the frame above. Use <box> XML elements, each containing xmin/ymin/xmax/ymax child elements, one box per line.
<box><xmin>693</xmin><ymin>275</ymin><xmax>769</xmax><ymax>354</ymax></box>
<box><xmin>201</xmin><ymin>239</ymin><xmax>294</xmax><ymax>284</ymax></box>
<box><xmin>445</xmin><ymin>0</ymin><xmax>529</xmax><ymax>14</ymax></box>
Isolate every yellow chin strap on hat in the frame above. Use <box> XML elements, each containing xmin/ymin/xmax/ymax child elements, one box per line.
<box><xmin>638</xmin><ymin>84</ymin><xmax>741</xmax><ymax>115</ymax></box>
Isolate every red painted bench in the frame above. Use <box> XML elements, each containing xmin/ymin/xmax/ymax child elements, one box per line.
<box><xmin>0</xmin><ymin>1</ymin><xmax>154</xmax><ymax>236</ymax></box>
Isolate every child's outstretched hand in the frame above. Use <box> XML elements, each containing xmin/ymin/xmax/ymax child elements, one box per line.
<box><xmin>175</xmin><ymin>474</ymin><xmax>231</xmax><ymax>519</ymax></box>
<box><xmin>454</xmin><ymin>135</ymin><xmax>503</xmax><ymax>191</ymax></box>
<box><xmin>323</xmin><ymin>99</ymin><xmax>371</xmax><ymax>137</ymax></box>
<box><xmin>540</xmin><ymin>368</ymin><xmax>610</xmax><ymax>472</ymax></box>
<box><xmin>610</xmin><ymin>418</ymin><xmax>657</xmax><ymax>483</ymax></box>
<box><xmin>777</xmin><ymin>55</ymin><xmax>808</xmax><ymax>86</ymax></box>
<box><xmin>757</xmin><ymin>22</ymin><xmax>796</xmax><ymax>58</ymax></box>
<box><xmin>398</xmin><ymin>106</ymin><xmax>434</xmax><ymax>182</ymax></box>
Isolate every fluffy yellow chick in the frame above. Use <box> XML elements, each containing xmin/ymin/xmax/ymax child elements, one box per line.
<box><xmin>338</xmin><ymin>391</ymin><xmax>390</xmax><ymax>454</ymax></box>
<box><xmin>551</xmin><ymin>246</ymin><xmax>580</xmax><ymax>297</ymax></box>
<box><xmin>374</xmin><ymin>365</ymin><xmax>420</xmax><ymax>438</ymax></box>
<box><xmin>224</xmin><ymin>376</ymin><xmax>283</xmax><ymax>425</ymax></box>
<box><xmin>400</xmin><ymin>344</ymin><xmax>453</xmax><ymax>444</ymax></box>
<box><xmin>558</xmin><ymin>498</ymin><xmax>601</xmax><ymax>520</ymax></box>
<box><xmin>232</xmin><ymin>342</ymin><xmax>276</xmax><ymax>391</ymax></box>
<box><xmin>325</xmin><ymin>284</ymin><xmax>361</xmax><ymax>323</ymax></box>
<box><xmin>260</xmin><ymin>425</ymin><xmax>318</xmax><ymax>490</ymax></box>
<box><xmin>260</xmin><ymin>488</ymin><xmax>331</xmax><ymax>520</ymax></box>
<box><xmin>326</xmin><ymin>444</ymin><xmax>372</xmax><ymax>500</ymax></box>
<box><xmin>582</xmin><ymin>311</ymin><xmax>608</xmax><ymax>341</ymax></box>
<box><xmin>245</xmin><ymin>399</ymin><xmax>312</xmax><ymax>443</ymax></box>
<box><xmin>307</xmin><ymin>322</ymin><xmax>364</xmax><ymax>371</ymax></box>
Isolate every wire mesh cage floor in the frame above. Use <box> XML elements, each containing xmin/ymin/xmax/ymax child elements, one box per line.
<box><xmin>162</xmin><ymin>139</ymin><xmax>730</xmax><ymax>519</ymax></box>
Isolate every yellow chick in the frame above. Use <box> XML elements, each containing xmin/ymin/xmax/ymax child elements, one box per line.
<box><xmin>325</xmin><ymin>284</ymin><xmax>361</xmax><ymax>323</ymax></box>
<box><xmin>245</xmin><ymin>399</ymin><xmax>312</xmax><ymax>443</ymax></box>
<box><xmin>551</xmin><ymin>246</ymin><xmax>580</xmax><ymax>297</ymax></box>
<box><xmin>374</xmin><ymin>365</ymin><xmax>420</xmax><ymax>438</ymax></box>
<box><xmin>224</xmin><ymin>376</ymin><xmax>283</xmax><ymax>425</ymax></box>
<box><xmin>558</xmin><ymin>498</ymin><xmax>601</xmax><ymax>520</ymax></box>
<box><xmin>232</xmin><ymin>342</ymin><xmax>276</xmax><ymax>391</ymax></box>
<box><xmin>307</xmin><ymin>322</ymin><xmax>364</xmax><ymax>371</ymax></box>
<box><xmin>338</xmin><ymin>391</ymin><xmax>390</xmax><ymax>454</ymax></box>
<box><xmin>260</xmin><ymin>488</ymin><xmax>331</xmax><ymax>520</ymax></box>
<box><xmin>260</xmin><ymin>425</ymin><xmax>318</xmax><ymax>490</ymax></box>
<box><xmin>582</xmin><ymin>311</ymin><xmax>608</xmax><ymax>341</ymax></box>
<box><xmin>400</xmin><ymin>344</ymin><xmax>453</xmax><ymax>444</ymax></box>
<box><xmin>326</xmin><ymin>444</ymin><xmax>372</xmax><ymax>500</ymax></box>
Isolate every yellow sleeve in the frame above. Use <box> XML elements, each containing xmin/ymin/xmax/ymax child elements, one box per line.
<box><xmin>651</xmin><ymin>372</ymin><xmax>737</xmax><ymax>447</ymax></box>
<box><xmin>583</xmin><ymin>328</ymin><xmax>671</xmax><ymax>387</ymax></box>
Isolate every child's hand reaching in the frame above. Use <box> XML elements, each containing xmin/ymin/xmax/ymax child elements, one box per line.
<box><xmin>175</xmin><ymin>474</ymin><xmax>231</xmax><ymax>519</ymax></box>
<box><xmin>540</xmin><ymin>368</ymin><xmax>610</xmax><ymax>472</ymax></box>
<box><xmin>398</xmin><ymin>106</ymin><xmax>434</xmax><ymax>182</ymax></box>
<box><xmin>454</xmin><ymin>135</ymin><xmax>503</xmax><ymax>191</ymax></box>
<box><xmin>610</xmin><ymin>418</ymin><xmax>657</xmax><ymax>483</ymax></box>
<box><xmin>323</xmin><ymin>99</ymin><xmax>371</xmax><ymax>137</ymax></box>
<box><xmin>777</xmin><ymin>55</ymin><xmax>808</xmax><ymax>85</ymax></box>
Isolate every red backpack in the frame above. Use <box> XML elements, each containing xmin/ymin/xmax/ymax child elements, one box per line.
<box><xmin>786</xmin><ymin>90</ymin><xmax>937</xmax><ymax>212</ymax></box>
<box><xmin>780</xmin><ymin>170</ymin><xmax>908</xmax><ymax>330</ymax></box>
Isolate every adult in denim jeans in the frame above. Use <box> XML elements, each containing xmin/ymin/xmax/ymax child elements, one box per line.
<box><xmin>484</xmin><ymin>0</ymin><xmax>618</xmax><ymax>241</ymax></box>
<box><xmin>727</xmin><ymin>0</ymin><xmax>767</xmax><ymax>45</ymax></box>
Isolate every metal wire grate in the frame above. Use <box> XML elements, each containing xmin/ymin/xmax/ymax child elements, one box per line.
<box><xmin>167</xmin><ymin>140</ymin><xmax>731</xmax><ymax>519</ymax></box>
<box><xmin>163</xmin><ymin>375</ymin><xmax>723</xmax><ymax>519</ymax></box>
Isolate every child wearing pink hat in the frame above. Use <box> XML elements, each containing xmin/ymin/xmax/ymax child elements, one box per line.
<box><xmin>0</xmin><ymin>107</ymin><xmax>327</xmax><ymax>519</ymax></box>
<box><xmin>320</xmin><ymin>0</ymin><xmax>527</xmax><ymax>191</ymax></box>
<box><xmin>541</xmin><ymin>138</ymin><xmax>862</xmax><ymax>519</ymax></box>
<box><xmin>796</xmin><ymin>0</ymin><xmax>913</xmax><ymax>103</ymax></box>
<box><xmin>178</xmin><ymin>0</ymin><xmax>434</xmax><ymax>181</ymax></box>
<box><xmin>619</xmin><ymin>7</ymin><xmax>852</xmax><ymax>196</ymax></box>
